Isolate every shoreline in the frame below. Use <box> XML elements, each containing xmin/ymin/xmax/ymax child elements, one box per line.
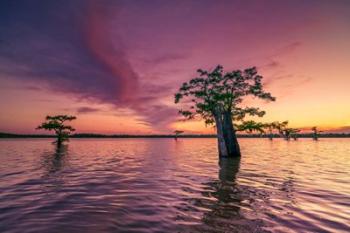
<box><xmin>1</xmin><ymin>132</ymin><xmax>350</xmax><ymax>139</ymax></box>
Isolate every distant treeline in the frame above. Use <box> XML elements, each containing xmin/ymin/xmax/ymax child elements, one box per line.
<box><xmin>1</xmin><ymin>132</ymin><xmax>350</xmax><ymax>138</ymax></box>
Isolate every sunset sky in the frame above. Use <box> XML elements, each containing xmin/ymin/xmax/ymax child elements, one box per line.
<box><xmin>0</xmin><ymin>0</ymin><xmax>350</xmax><ymax>134</ymax></box>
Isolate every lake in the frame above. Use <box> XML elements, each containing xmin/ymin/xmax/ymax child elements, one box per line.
<box><xmin>0</xmin><ymin>138</ymin><xmax>349</xmax><ymax>233</ymax></box>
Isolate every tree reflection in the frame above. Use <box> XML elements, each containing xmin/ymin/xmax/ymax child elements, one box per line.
<box><xmin>216</xmin><ymin>157</ymin><xmax>241</xmax><ymax>205</ymax></box>
<box><xmin>191</xmin><ymin>157</ymin><xmax>265</xmax><ymax>232</ymax></box>
<box><xmin>41</xmin><ymin>144</ymin><xmax>69</xmax><ymax>176</ymax></box>
<box><xmin>38</xmin><ymin>144</ymin><xmax>71</xmax><ymax>202</ymax></box>
<box><xmin>201</xmin><ymin>157</ymin><xmax>242</xmax><ymax>228</ymax></box>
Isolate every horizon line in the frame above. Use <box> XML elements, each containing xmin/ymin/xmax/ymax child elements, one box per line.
<box><xmin>1</xmin><ymin>132</ymin><xmax>350</xmax><ymax>139</ymax></box>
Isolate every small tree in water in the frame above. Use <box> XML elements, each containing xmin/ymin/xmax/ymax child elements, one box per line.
<box><xmin>311</xmin><ymin>127</ymin><xmax>321</xmax><ymax>140</ymax></box>
<box><xmin>264</xmin><ymin>122</ymin><xmax>277</xmax><ymax>140</ymax></box>
<box><xmin>272</xmin><ymin>121</ymin><xmax>300</xmax><ymax>140</ymax></box>
<box><xmin>36</xmin><ymin>115</ymin><xmax>76</xmax><ymax>145</ymax></box>
<box><xmin>281</xmin><ymin>128</ymin><xmax>300</xmax><ymax>141</ymax></box>
<box><xmin>264</xmin><ymin>121</ymin><xmax>288</xmax><ymax>140</ymax></box>
<box><xmin>174</xmin><ymin>130</ymin><xmax>184</xmax><ymax>140</ymax></box>
<box><xmin>236</xmin><ymin>120</ymin><xmax>265</xmax><ymax>135</ymax></box>
<box><xmin>273</xmin><ymin>121</ymin><xmax>289</xmax><ymax>137</ymax></box>
<box><xmin>174</xmin><ymin>65</ymin><xmax>275</xmax><ymax>157</ymax></box>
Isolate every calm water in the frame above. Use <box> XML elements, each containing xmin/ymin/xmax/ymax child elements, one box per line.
<box><xmin>0</xmin><ymin>138</ymin><xmax>349</xmax><ymax>233</ymax></box>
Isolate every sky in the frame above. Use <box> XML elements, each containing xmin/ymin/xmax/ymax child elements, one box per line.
<box><xmin>0</xmin><ymin>0</ymin><xmax>350</xmax><ymax>134</ymax></box>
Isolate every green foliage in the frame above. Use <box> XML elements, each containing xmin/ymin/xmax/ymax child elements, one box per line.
<box><xmin>281</xmin><ymin>127</ymin><xmax>300</xmax><ymax>140</ymax></box>
<box><xmin>270</xmin><ymin>121</ymin><xmax>289</xmax><ymax>134</ymax></box>
<box><xmin>261</xmin><ymin>121</ymin><xmax>287</xmax><ymax>138</ymax></box>
<box><xmin>174</xmin><ymin>65</ymin><xmax>275</xmax><ymax>127</ymax></box>
<box><xmin>236</xmin><ymin>120</ymin><xmax>265</xmax><ymax>134</ymax></box>
<box><xmin>261</xmin><ymin>121</ymin><xmax>301</xmax><ymax>140</ymax></box>
<box><xmin>36</xmin><ymin>115</ymin><xmax>76</xmax><ymax>144</ymax></box>
<box><xmin>283</xmin><ymin>128</ymin><xmax>300</xmax><ymax>135</ymax></box>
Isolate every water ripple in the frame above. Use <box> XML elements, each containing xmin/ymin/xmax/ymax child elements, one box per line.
<box><xmin>0</xmin><ymin>138</ymin><xmax>349</xmax><ymax>233</ymax></box>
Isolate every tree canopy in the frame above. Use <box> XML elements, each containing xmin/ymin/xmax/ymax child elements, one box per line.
<box><xmin>174</xmin><ymin>130</ymin><xmax>184</xmax><ymax>135</ymax></box>
<box><xmin>36</xmin><ymin>115</ymin><xmax>76</xmax><ymax>144</ymax></box>
<box><xmin>272</xmin><ymin>121</ymin><xmax>289</xmax><ymax>135</ymax></box>
<box><xmin>175</xmin><ymin>65</ymin><xmax>276</xmax><ymax>157</ymax></box>
<box><xmin>236</xmin><ymin>120</ymin><xmax>265</xmax><ymax>134</ymax></box>
<box><xmin>311</xmin><ymin>126</ymin><xmax>322</xmax><ymax>140</ymax></box>
<box><xmin>175</xmin><ymin>65</ymin><xmax>275</xmax><ymax>126</ymax></box>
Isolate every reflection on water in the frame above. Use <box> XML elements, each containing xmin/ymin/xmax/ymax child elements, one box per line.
<box><xmin>40</xmin><ymin>144</ymin><xmax>69</xmax><ymax>192</ymax></box>
<box><xmin>196</xmin><ymin>158</ymin><xmax>253</xmax><ymax>233</ymax></box>
<box><xmin>0</xmin><ymin>138</ymin><xmax>349</xmax><ymax>233</ymax></box>
<box><xmin>41</xmin><ymin>144</ymin><xmax>69</xmax><ymax>175</ymax></box>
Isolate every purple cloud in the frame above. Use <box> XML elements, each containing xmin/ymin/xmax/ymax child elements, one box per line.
<box><xmin>0</xmin><ymin>0</ymin><xmax>176</xmax><ymax>131</ymax></box>
<box><xmin>76</xmin><ymin>107</ymin><xmax>101</xmax><ymax>114</ymax></box>
<box><xmin>1</xmin><ymin>0</ymin><xmax>347</xmax><ymax>133</ymax></box>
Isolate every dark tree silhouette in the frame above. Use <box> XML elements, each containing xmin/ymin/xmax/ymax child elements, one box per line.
<box><xmin>174</xmin><ymin>130</ymin><xmax>184</xmax><ymax>140</ymax></box>
<box><xmin>281</xmin><ymin>128</ymin><xmax>300</xmax><ymax>141</ymax></box>
<box><xmin>175</xmin><ymin>65</ymin><xmax>275</xmax><ymax>157</ymax></box>
<box><xmin>311</xmin><ymin>126</ymin><xmax>322</xmax><ymax>140</ymax></box>
<box><xmin>274</xmin><ymin>121</ymin><xmax>289</xmax><ymax>137</ymax></box>
<box><xmin>236</xmin><ymin>120</ymin><xmax>265</xmax><ymax>135</ymax></box>
<box><xmin>264</xmin><ymin>121</ymin><xmax>288</xmax><ymax>140</ymax></box>
<box><xmin>264</xmin><ymin>122</ymin><xmax>277</xmax><ymax>140</ymax></box>
<box><xmin>36</xmin><ymin>115</ymin><xmax>76</xmax><ymax>145</ymax></box>
<box><xmin>290</xmin><ymin>128</ymin><xmax>300</xmax><ymax>140</ymax></box>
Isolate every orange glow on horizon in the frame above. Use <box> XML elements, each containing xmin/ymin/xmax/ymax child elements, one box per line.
<box><xmin>0</xmin><ymin>1</ymin><xmax>350</xmax><ymax>134</ymax></box>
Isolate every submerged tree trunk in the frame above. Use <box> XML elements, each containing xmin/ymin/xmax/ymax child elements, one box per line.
<box><xmin>268</xmin><ymin>129</ymin><xmax>273</xmax><ymax>140</ymax></box>
<box><xmin>214</xmin><ymin>112</ymin><xmax>229</xmax><ymax>157</ymax></box>
<box><xmin>223</xmin><ymin>111</ymin><xmax>241</xmax><ymax>157</ymax></box>
<box><xmin>57</xmin><ymin>134</ymin><xmax>63</xmax><ymax>146</ymax></box>
<box><xmin>214</xmin><ymin>109</ymin><xmax>241</xmax><ymax>157</ymax></box>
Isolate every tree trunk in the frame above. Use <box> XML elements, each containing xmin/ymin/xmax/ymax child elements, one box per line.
<box><xmin>55</xmin><ymin>128</ymin><xmax>62</xmax><ymax>146</ymax></box>
<box><xmin>269</xmin><ymin>129</ymin><xmax>273</xmax><ymax>140</ymax></box>
<box><xmin>57</xmin><ymin>134</ymin><xmax>63</xmax><ymax>146</ymax></box>
<box><xmin>214</xmin><ymin>112</ymin><xmax>229</xmax><ymax>157</ymax></box>
<box><xmin>222</xmin><ymin>111</ymin><xmax>241</xmax><ymax>157</ymax></box>
<box><xmin>213</xmin><ymin>109</ymin><xmax>241</xmax><ymax>157</ymax></box>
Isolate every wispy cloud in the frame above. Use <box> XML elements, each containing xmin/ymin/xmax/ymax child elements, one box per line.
<box><xmin>273</xmin><ymin>41</ymin><xmax>303</xmax><ymax>57</ymax></box>
<box><xmin>76</xmin><ymin>107</ymin><xmax>101</xmax><ymax>114</ymax></box>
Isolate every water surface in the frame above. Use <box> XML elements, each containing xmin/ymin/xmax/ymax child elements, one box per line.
<box><xmin>0</xmin><ymin>138</ymin><xmax>349</xmax><ymax>233</ymax></box>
